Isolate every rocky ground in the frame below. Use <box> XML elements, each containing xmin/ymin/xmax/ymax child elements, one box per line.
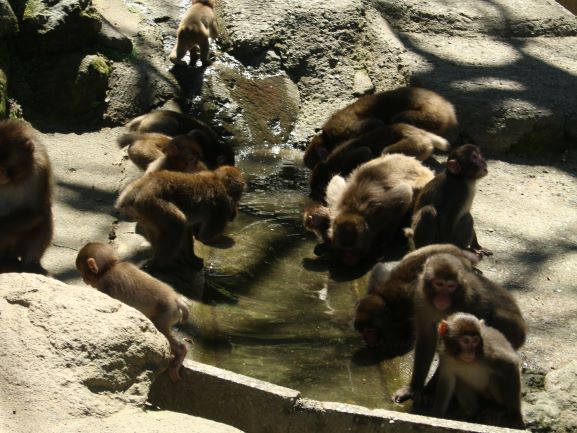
<box><xmin>2</xmin><ymin>0</ymin><xmax>577</xmax><ymax>432</ymax></box>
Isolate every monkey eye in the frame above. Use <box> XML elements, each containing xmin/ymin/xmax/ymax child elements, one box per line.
<box><xmin>445</xmin><ymin>281</ymin><xmax>458</xmax><ymax>292</ymax></box>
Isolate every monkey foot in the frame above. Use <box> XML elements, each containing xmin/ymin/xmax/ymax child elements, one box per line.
<box><xmin>474</xmin><ymin>247</ymin><xmax>493</xmax><ymax>257</ymax></box>
<box><xmin>313</xmin><ymin>242</ymin><xmax>330</xmax><ymax>256</ymax></box>
<box><xmin>392</xmin><ymin>385</ymin><xmax>413</xmax><ymax>404</ymax></box>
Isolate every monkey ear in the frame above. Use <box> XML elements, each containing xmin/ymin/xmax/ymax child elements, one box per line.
<box><xmin>479</xmin><ymin>319</ymin><xmax>485</xmax><ymax>326</ymax></box>
<box><xmin>86</xmin><ymin>258</ymin><xmax>99</xmax><ymax>274</ymax></box>
<box><xmin>438</xmin><ymin>320</ymin><xmax>449</xmax><ymax>337</ymax></box>
<box><xmin>22</xmin><ymin>139</ymin><xmax>35</xmax><ymax>152</ymax></box>
<box><xmin>447</xmin><ymin>159</ymin><xmax>461</xmax><ymax>174</ymax></box>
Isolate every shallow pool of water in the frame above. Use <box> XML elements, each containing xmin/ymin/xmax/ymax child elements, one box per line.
<box><xmin>179</xmin><ymin>143</ymin><xmax>413</xmax><ymax>410</ymax></box>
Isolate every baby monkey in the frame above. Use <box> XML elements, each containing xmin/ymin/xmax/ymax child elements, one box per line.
<box><xmin>170</xmin><ymin>0</ymin><xmax>219</xmax><ymax>67</ymax></box>
<box><xmin>76</xmin><ymin>242</ymin><xmax>189</xmax><ymax>382</ymax></box>
<box><xmin>434</xmin><ymin>312</ymin><xmax>524</xmax><ymax>429</ymax></box>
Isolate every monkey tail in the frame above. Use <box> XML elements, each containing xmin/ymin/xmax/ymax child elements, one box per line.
<box><xmin>117</xmin><ymin>132</ymin><xmax>140</xmax><ymax>148</ymax></box>
<box><xmin>426</xmin><ymin>132</ymin><xmax>450</xmax><ymax>152</ymax></box>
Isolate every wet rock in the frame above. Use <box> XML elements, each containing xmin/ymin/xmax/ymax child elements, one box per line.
<box><xmin>199</xmin><ymin>61</ymin><xmax>300</xmax><ymax>146</ymax></box>
<box><xmin>524</xmin><ymin>361</ymin><xmax>577</xmax><ymax>433</ymax></box>
<box><xmin>0</xmin><ymin>0</ymin><xmax>18</xmax><ymax>37</ymax></box>
<box><xmin>15</xmin><ymin>0</ymin><xmax>102</xmax><ymax>55</ymax></box>
<box><xmin>14</xmin><ymin>52</ymin><xmax>111</xmax><ymax>121</ymax></box>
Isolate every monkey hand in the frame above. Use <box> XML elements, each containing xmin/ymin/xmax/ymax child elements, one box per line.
<box><xmin>392</xmin><ymin>385</ymin><xmax>414</xmax><ymax>404</ymax></box>
<box><xmin>473</xmin><ymin>246</ymin><xmax>493</xmax><ymax>257</ymax></box>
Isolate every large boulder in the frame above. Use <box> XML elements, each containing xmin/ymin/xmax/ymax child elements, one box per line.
<box><xmin>0</xmin><ymin>273</ymin><xmax>244</xmax><ymax>433</ymax></box>
<box><xmin>0</xmin><ymin>0</ymin><xmax>18</xmax><ymax>37</ymax></box>
<box><xmin>13</xmin><ymin>0</ymin><xmax>101</xmax><ymax>55</ymax></box>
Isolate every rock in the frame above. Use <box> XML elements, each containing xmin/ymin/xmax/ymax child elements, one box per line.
<box><xmin>524</xmin><ymin>361</ymin><xmax>577</xmax><ymax>433</ymax></box>
<box><xmin>352</xmin><ymin>69</ymin><xmax>374</xmax><ymax>96</ymax></box>
<box><xmin>0</xmin><ymin>42</ymin><xmax>9</xmax><ymax>119</ymax></box>
<box><xmin>197</xmin><ymin>61</ymin><xmax>300</xmax><ymax>146</ymax></box>
<box><xmin>15</xmin><ymin>0</ymin><xmax>102</xmax><ymax>55</ymax></box>
<box><xmin>0</xmin><ymin>0</ymin><xmax>18</xmax><ymax>37</ymax></box>
<box><xmin>13</xmin><ymin>53</ymin><xmax>111</xmax><ymax>121</ymax></box>
<box><xmin>97</xmin><ymin>15</ymin><xmax>133</xmax><ymax>54</ymax></box>
<box><xmin>0</xmin><ymin>273</ymin><xmax>244</xmax><ymax>433</ymax></box>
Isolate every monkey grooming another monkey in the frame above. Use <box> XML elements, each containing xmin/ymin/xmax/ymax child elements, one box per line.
<box><xmin>392</xmin><ymin>253</ymin><xmax>526</xmax><ymax>405</ymax></box>
<box><xmin>303</xmin><ymin>87</ymin><xmax>457</xmax><ymax>169</ymax></box>
<box><xmin>125</xmin><ymin>109</ymin><xmax>234</xmax><ymax>167</ymax></box>
<box><xmin>0</xmin><ymin>119</ymin><xmax>53</xmax><ymax>275</ymax></box>
<box><xmin>115</xmin><ymin>166</ymin><xmax>245</xmax><ymax>270</ymax></box>
<box><xmin>411</xmin><ymin>144</ymin><xmax>492</xmax><ymax>256</ymax></box>
<box><xmin>169</xmin><ymin>0</ymin><xmax>219</xmax><ymax>67</ymax></box>
<box><xmin>327</xmin><ymin>154</ymin><xmax>434</xmax><ymax>266</ymax></box>
<box><xmin>354</xmin><ymin>244</ymin><xmax>480</xmax><ymax>349</ymax></box>
<box><xmin>433</xmin><ymin>312</ymin><xmax>525</xmax><ymax>429</ymax></box>
<box><xmin>76</xmin><ymin>242</ymin><xmax>189</xmax><ymax>382</ymax></box>
<box><xmin>309</xmin><ymin>123</ymin><xmax>449</xmax><ymax>200</ymax></box>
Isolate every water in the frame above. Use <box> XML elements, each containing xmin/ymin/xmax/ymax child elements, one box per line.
<box><xmin>178</xmin><ymin>143</ymin><xmax>413</xmax><ymax>410</ymax></box>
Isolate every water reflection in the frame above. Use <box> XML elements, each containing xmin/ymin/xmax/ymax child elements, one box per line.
<box><xmin>178</xmin><ymin>143</ymin><xmax>412</xmax><ymax>410</ymax></box>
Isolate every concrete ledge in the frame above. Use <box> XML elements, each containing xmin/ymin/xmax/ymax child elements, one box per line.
<box><xmin>149</xmin><ymin>360</ymin><xmax>525</xmax><ymax>433</ymax></box>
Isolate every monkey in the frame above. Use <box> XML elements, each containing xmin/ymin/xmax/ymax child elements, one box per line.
<box><xmin>0</xmin><ymin>119</ymin><xmax>53</xmax><ymax>275</ymax></box>
<box><xmin>302</xmin><ymin>202</ymin><xmax>332</xmax><ymax>256</ymax></box>
<box><xmin>76</xmin><ymin>242</ymin><xmax>189</xmax><ymax>382</ymax></box>
<box><xmin>145</xmin><ymin>134</ymin><xmax>208</xmax><ymax>174</ymax></box>
<box><xmin>125</xmin><ymin>109</ymin><xmax>234</xmax><ymax>167</ymax></box>
<box><xmin>433</xmin><ymin>312</ymin><xmax>525</xmax><ymax>429</ymax></box>
<box><xmin>327</xmin><ymin>154</ymin><xmax>434</xmax><ymax>266</ymax></box>
<box><xmin>353</xmin><ymin>244</ymin><xmax>480</xmax><ymax>349</ymax></box>
<box><xmin>169</xmin><ymin>0</ymin><xmax>219</xmax><ymax>67</ymax></box>
<box><xmin>410</xmin><ymin>144</ymin><xmax>492</xmax><ymax>256</ymax></box>
<box><xmin>303</xmin><ymin>87</ymin><xmax>457</xmax><ymax>169</ymax></box>
<box><xmin>115</xmin><ymin>165</ymin><xmax>245</xmax><ymax>270</ymax></box>
<box><xmin>118</xmin><ymin>132</ymin><xmax>171</xmax><ymax>171</ymax></box>
<box><xmin>309</xmin><ymin>123</ymin><xmax>449</xmax><ymax>200</ymax></box>
<box><xmin>392</xmin><ymin>253</ymin><xmax>526</xmax><ymax>405</ymax></box>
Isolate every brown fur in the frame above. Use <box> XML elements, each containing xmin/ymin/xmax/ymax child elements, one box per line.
<box><xmin>145</xmin><ymin>133</ymin><xmax>208</xmax><ymax>174</ymax></box>
<box><xmin>76</xmin><ymin>242</ymin><xmax>189</xmax><ymax>382</ymax></box>
<box><xmin>0</xmin><ymin>119</ymin><xmax>53</xmax><ymax>275</ymax></box>
<box><xmin>169</xmin><ymin>0</ymin><xmax>219</xmax><ymax>67</ymax></box>
<box><xmin>327</xmin><ymin>154</ymin><xmax>434</xmax><ymax>266</ymax></box>
<box><xmin>125</xmin><ymin>110</ymin><xmax>234</xmax><ymax>168</ymax></box>
<box><xmin>303</xmin><ymin>87</ymin><xmax>457</xmax><ymax>169</ymax></box>
<box><xmin>354</xmin><ymin>245</ymin><xmax>479</xmax><ymax>348</ymax></box>
<box><xmin>309</xmin><ymin>123</ymin><xmax>449</xmax><ymax>200</ymax></box>
<box><xmin>433</xmin><ymin>313</ymin><xmax>524</xmax><ymax>429</ymax></box>
<box><xmin>392</xmin><ymin>253</ymin><xmax>526</xmax><ymax>404</ymax></box>
<box><xmin>411</xmin><ymin>144</ymin><xmax>491</xmax><ymax>256</ymax></box>
<box><xmin>115</xmin><ymin>166</ymin><xmax>245</xmax><ymax>270</ymax></box>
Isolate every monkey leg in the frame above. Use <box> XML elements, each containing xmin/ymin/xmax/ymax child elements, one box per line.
<box><xmin>154</xmin><ymin>311</ymin><xmax>188</xmax><ymax>382</ymax></box>
<box><xmin>453</xmin><ymin>213</ymin><xmax>492</xmax><ymax>256</ymax></box>
<box><xmin>17</xmin><ymin>213</ymin><xmax>53</xmax><ymax>275</ymax></box>
<box><xmin>176</xmin><ymin>227</ymin><xmax>204</xmax><ymax>270</ymax></box>
<box><xmin>199</xmin><ymin>36</ymin><xmax>210</xmax><ymax>65</ymax></box>
<box><xmin>381</xmin><ymin>137</ymin><xmax>433</xmax><ymax>161</ymax></box>
<box><xmin>411</xmin><ymin>205</ymin><xmax>438</xmax><ymax>249</ymax></box>
<box><xmin>127</xmin><ymin>141</ymin><xmax>165</xmax><ymax>170</ymax></box>
<box><xmin>169</xmin><ymin>39</ymin><xmax>189</xmax><ymax>66</ymax></box>
<box><xmin>195</xmin><ymin>213</ymin><xmax>229</xmax><ymax>244</ymax></box>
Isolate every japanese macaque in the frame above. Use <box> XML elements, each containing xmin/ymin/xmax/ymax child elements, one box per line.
<box><xmin>433</xmin><ymin>313</ymin><xmax>525</xmax><ymax>429</ymax></box>
<box><xmin>410</xmin><ymin>144</ymin><xmax>491</xmax><ymax>256</ymax></box>
<box><xmin>302</xmin><ymin>202</ymin><xmax>331</xmax><ymax>256</ymax></box>
<box><xmin>392</xmin><ymin>253</ymin><xmax>526</xmax><ymax>404</ymax></box>
<box><xmin>145</xmin><ymin>133</ymin><xmax>208</xmax><ymax>174</ymax></box>
<box><xmin>354</xmin><ymin>244</ymin><xmax>480</xmax><ymax>348</ymax></box>
<box><xmin>126</xmin><ymin>110</ymin><xmax>234</xmax><ymax>167</ymax></box>
<box><xmin>328</xmin><ymin>154</ymin><xmax>434</xmax><ymax>266</ymax></box>
<box><xmin>76</xmin><ymin>242</ymin><xmax>189</xmax><ymax>382</ymax></box>
<box><xmin>0</xmin><ymin>119</ymin><xmax>53</xmax><ymax>275</ymax></box>
<box><xmin>309</xmin><ymin>123</ymin><xmax>449</xmax><ymax>200</ymax></box>
<box><xmin>303</xmin><ymin>87</ymin><xmax>457</xmax><ymax>169</ymax></box>
<box><xmin>115</xmin><ymin>166</ymin><xmax>245</xmax><ymax>270</ymax></box>
<box><xmin>169</xmin><ymin>0</ymin><xmax>219</xmax><ymax>67</ymax></box>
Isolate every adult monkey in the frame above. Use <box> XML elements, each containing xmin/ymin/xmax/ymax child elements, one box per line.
<box><xmin>392</xmin><ymin>253</ymin><xmax>526</xmax><ymax>405</ymax></box>
<box><xmin>303</xmin><ymin>87</ymin><xmax>457</xmax><ymax>169</ymax></box>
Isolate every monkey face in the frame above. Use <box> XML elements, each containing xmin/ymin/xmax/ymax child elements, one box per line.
<box><xmin>457</xmin><ymin>334</ymin><xmax>480</xmax><ymax>363</ymax></box>
<box><xmin>354</xmin><ymin>295</ymin><xmax>387</xmax><ymax>346</ymax></box>
<box><xmin>332</xmin><ymin>214</ymin><xmax>371</xmax><ymax>266</ymax></box>
<box><xmin>429</xmin><ymin>278</ymin><xmax>458</xmax><ymax>311</ymax></box>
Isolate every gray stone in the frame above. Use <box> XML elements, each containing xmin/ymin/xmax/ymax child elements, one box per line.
<box><xmin>16</xmin><ymin>0</ymin><xmax>102</xmax><ymax>55</ymax></box>
<box><xmin>97</xmin><ymin>15</ymin><xmax>133</xmax><ymax>54</ymax></box>
<box><xmin>0</xmin><ymin>0</ymin><xmax>18</xmax><ymax>37</ymax></box>
<box><xmin>0</xmin><ymin>273</ymin><xmax>244</xmax><ymax>433</ymax></box>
